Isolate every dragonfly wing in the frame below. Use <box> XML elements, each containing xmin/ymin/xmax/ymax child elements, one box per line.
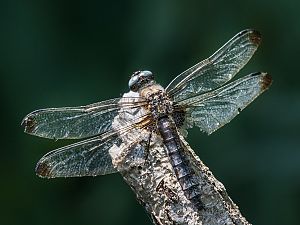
<box><xmin>166</xmin><ymin>29</ymin><xmax>261</xmax><ymax>102</ymax></box>
<box><xmin>175</xmin><ymin>72</ymin><xmax>272</xmax><ymax>134</ymax></box>
<box><xmin>22</xmin><ymin>96</ymin><xmax>147</xmax><ymax>140</ymax></box>
<box><xmin>36</xmin><ymin>118</ymin><xmax>152</xmax><ymax>178</ymax></box>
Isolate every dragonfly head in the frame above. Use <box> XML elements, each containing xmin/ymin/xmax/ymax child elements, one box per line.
<box><xmin>129</xmin><ymin>70</ymin><xmax>155</xmax><ymax>92</ymax></box>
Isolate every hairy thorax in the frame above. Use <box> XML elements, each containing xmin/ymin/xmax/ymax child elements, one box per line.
<box><xmin>140</xmin><ymin>84</ymin><xmax>174</xmax><ymax>119</ymax></box>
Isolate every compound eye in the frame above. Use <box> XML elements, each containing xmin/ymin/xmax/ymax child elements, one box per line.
<box><xmin>128</xmin><ymin>70</ymin><xmax>154</xmax><ymax>92</ymax></box>
<box><xmin>140</xmin><ymin>70</ymin><xmax>153</xmax><ymax>78</ymax></box>
<box><xmin>128</xmin><ymin>75</ymin><xmax>139</xmax><ymax>91</ymax></box>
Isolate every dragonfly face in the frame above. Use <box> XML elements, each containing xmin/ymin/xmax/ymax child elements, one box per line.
<box><xmin>22</xmin><ymin>29</ymin><xmax>272</xmax><ymax>209</ymax></box>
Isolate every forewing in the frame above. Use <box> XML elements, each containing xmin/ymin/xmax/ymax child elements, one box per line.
<box><xmin>35</xmin><ymin>119</ymin><xmax>152</xmax><ymax>178</ymax></box>
<box><xmin>176</xmin><ymin>72</ymin><xmax>272</xmax><ymax>134</ymax></box>
<box><xmin>166</xmin><ymin>29</ymin><xmax>261</xmax><ymax>102</ymax></box>
<box><xmin>22</xmin><ymin>97</ymin><xmax>147</xmax><ymax>140</ymax></box>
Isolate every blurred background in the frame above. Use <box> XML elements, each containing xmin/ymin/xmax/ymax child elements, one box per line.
<box><xmin>1</xmin><ymin>1</ymin><xmax>299</xmax><ymax>225</ymax></box>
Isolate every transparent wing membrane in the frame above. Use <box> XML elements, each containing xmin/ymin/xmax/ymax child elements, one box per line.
<box><xmin>22</xmin><ymin>29</ymin><xmax>271</xmax><ymax>181</ymax></box>
<box><xmin>166</xmin><ymin>29</ymin><xmax>261</xmax><ymax>102</ymax></box>
<box><xmin>35</xmin><ymin>117</ymin><xmax>152</xmax><ymax>178</ymax></box>
<box><xmin>176</xmin><ymin>72</ymin><xmax>272</xmax><ymax>134</ymax></box>
<box><xmin>22</xmin><ymin>97</ymin><xmax>147</xmax><ymax>140</ymax></box>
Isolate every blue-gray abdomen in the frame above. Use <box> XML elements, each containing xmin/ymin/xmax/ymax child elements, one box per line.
<box><xmin>157</xmin><ymin>116</ymin><xmax>203</xmax><ymax>209</ymax></box>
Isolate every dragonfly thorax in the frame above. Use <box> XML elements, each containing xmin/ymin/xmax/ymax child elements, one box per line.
<box><xmin>140</xmin><ymin>84</ymin><xmax>174</xmax><ymax>119</ymax></box>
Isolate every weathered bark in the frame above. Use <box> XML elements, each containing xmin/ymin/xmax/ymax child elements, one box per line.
<box><xmin>109</xmin><ymin>92</ymin><xmax>250</xmax><ymax>225</ymax></box>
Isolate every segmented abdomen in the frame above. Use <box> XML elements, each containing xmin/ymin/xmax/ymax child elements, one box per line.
<box><xmin>157</xmin><ymin>116</ymin><xmax>203</xmax><ymax>209</ymax></box>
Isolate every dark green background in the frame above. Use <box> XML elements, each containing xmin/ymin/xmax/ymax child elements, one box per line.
<box><xmin>1</xmin><ymin>1</ymin><xmax>299</xmax><ymax>225</ymax></box>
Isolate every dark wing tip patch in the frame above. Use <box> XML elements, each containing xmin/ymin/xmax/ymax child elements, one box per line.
<box><xmin>35</xmin><ymin>161</ymin><xmax>52</xmax><ymax>178</ymax></box>
<box><xmin>249</xmin><ymin>30</ymin><xmax>262</xmax><ymax>46</ymax></box>
<box><xmin>261</xmin><ymin>73</ymin><xmax>273</xmax><ymax>90</ymax></box>
<box><xmin>21</xmin><ymin>116</ymin><xmax>36</xmax><ymax>134</ymax></box>
<box><xmin>237</xmin><ymin>29</ymin><xmax>261</xmax><ymax>46</ymax></box>
<box><xmin>250</xmin><ymin>72</ymin><xmax>272</xmax><ymax>90</ymax></box>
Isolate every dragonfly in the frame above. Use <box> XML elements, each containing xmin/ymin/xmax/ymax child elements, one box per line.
<box><xmin>22</xmin><ymin>29</ymin><xmax>272</xmax><ymax>210</ymax></box>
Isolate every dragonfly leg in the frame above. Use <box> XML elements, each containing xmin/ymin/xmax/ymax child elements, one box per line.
<box><xmin>143</xmin><ymin>132</ymin><xmax>152</xmax><ymax>163</ymax></box>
